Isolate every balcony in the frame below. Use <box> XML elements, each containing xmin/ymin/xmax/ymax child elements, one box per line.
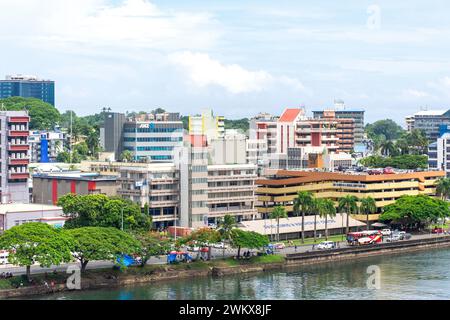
<box><xmin>8</xmin><ymin>130</ymin><xmax>29</xmax><ymax>137</ymax></box>
<box><xmin>8</xmin><ymin>172</ymin><xmax>29</xmax><ymax>180</ymax></box>
<box><xmin>9</xmin><ymin>158</ymin><xmax>29</xmax><ymax>165</ymax></box>
<box><xmin>8</xmin><ymin>116</ymin><xmax>29</xmax><ymax>123</ymax></box>
<box><xmin>8</xmin><ymin>143</ymin><xmax>29</xmax><ymax>151</ymax></box>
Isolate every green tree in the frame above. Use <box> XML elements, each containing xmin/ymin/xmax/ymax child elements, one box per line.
<box><xmin>133</xmin><ymin>231</ymin><xmax>172</xmax><ymax>267</ymax></box>
<box><xmin>360</xmin><ymin>197</ymin><xmax>377</xmax><ymax>230</ymax></box>
<box><xmin>56</xmin><ymin>151</ymin><xmax>71</xmax><ymax>163</ymax></box>
<box><xmin>230</xmin><ymin>229</ymin><xmax>269</xmax><ymax>259</ymax></box>
<box><xmin>120</xmin><ymin>150</ymin><xmax>134</xmax><ymax>162</ymax></box>
<box><xmin>0</xmin><ymin>223</ymin><xmax>73</xmax><ymax>281</ymax></box>
<box><xmin>316</xmin><ymin>198</ymin><xmax>336</xmax><ymax>240</ymax></box>
<box><xmin>0</xmin><ymin>97</ymin><xmax>61</xmax><ymax>130</ymax></box>
<box><xmin>67</xmin><ymin>227</ymin><xmax>141</xmax><ymax>272</ymax></box>
<box><xmin>380</xmin><ymin>140</ymin><xmax>397</xmax><ymax>157</ymax></box>
<box><xmin>58</xmin><ymin>194</ymin><xmax>152</xmax><ymax>231</ymax></box>
<box><xmin>436</xmin><ymin>178</ymin><xmax>450</xmax><ymax>200</ymax></box>
<box><xmin>380</xmin><ymin>195</ymin><xmax>450</xmax><ymax>229</ymax></box>
<box><xmin>179</xmin><ymin>228</ymin><xmax>221</xmax><ymax>260</ymax></box>
<box><xmin>217</xmin><ymin>214</ymin><xmax>237</xmax><ymax>243</ymax></box>
<box><xmin>293</xmin><ymin>191</ymin><xmax>314</xmax><ymax>243</ymax></box>
<box><xmin>269</xmin><ymin>206</ymin><xmax>288</xmax><ymax>242</ymax></box>
<box><xmin>338</xmin><ymin>195</ymin><xmax>359</xmax><ymax>234</ymax></box>
<box><xmin>365</xmin><ymin>119</ymin><xmax>404</xmax><ymax>141</ymax></box>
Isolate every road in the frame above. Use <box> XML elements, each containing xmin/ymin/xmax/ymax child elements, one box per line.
<box><xmin>0</xmin><ymin>232</ymin><xmax>447</xmax><ymax>276</ymax></box>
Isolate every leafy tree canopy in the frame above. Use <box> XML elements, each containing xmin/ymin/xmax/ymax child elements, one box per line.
<box><xmin>359</xmin><ymin>154</ymin><xmax>428</xmax><ymax>169</ymax></box>
<box><xmin>380</xmin><ymin>195</ymin><xmax>450</xmax><ymax>224</ymax></box>
<box><xmin>67</xmin><ymin>227</ymin><xmax>141</xmax><ymax>271</ymax></box>
<box><xmin>133</xmin><ymin>231</ymin><xmax>173</xmax><ymax>266</ymax></box>
<box><xmin>230</xmin><ymin>229</ymin><xmax>269</xmax><ymax>250</ymax></box>
<box><xmin>0</xmin><ymin>97</ymin><xmax>61</xmax><ymax>130</ymax></box>
<box><xmin>365</xmin><ymin>119</ymin><xmax>404</xmax><ymax>141</ymax></box>
<box><xmin>58</xmin><ymin>194</ymin><xmax>152</xmax><ymax>231</ymax></box>
<box><xmin>0</xmin><ymin>223</ymin><xmax>74</xmax><ymax>280</ymax></box>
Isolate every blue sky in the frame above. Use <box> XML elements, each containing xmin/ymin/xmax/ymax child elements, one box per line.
<box><xmin>1</xmin><ymin>0</ymin><xmax>450</xmax><ymax>124</ymax></box>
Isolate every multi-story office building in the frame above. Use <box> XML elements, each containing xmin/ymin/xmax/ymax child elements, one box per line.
<box><xmin>313</xmin><ymin>101</ymin><xmax>364</xmax><ymax>144</ymax></box>
<box><xmin>428</xmin><ymin>125</ymin><xmax>450</xmax><ymax>176</ymax></box>
<box><xmin>0</xmin><ymin>111</ymin><xmax>30</xmax><ymax>203</ymax></box>
<box><xmin>32</xmin><ymin>172</ymin><xmax>118</xmax><ymax>205</ymax></box>
<box><xmin>316</xmin><ymin>110</ymin><xmax>355</xmax><ymax>153</ymax></box>
<box><xmin>248</xmin><ymin>112</ymin><xmax>278</xmax><ymax>159</ymax></box>
<box><xmin>189</xmin><ymin>109</ymin><xmax>225</xmax><ymax>142</ymax></box>
<box><xmin>117</xmin><ymin>163</ymin><xmax>179</xmax><ymax>227</ymax></box>
<box><xmin>295</xmin><ymin>118</ymin><xmax>339</xmax><ymax>154</ymax></box>
<box><xmin>175</xmin><ymin>135</ymin><xmax>209</xmax><ymax>228</ymax></box>
<box><xmin>0</xmin><ymin>75</ymin><xmax>55</xmax><ymax>106</ymax></box>
<box><xmin>277</xmin><ymin>108</ymin><xmax>305</xmax><ymax>154</ymax></box>
<box><xmin>29</xmin><ymin>130</ymin><xmax>66</xmax><ymax>163</ymax></box>
<box><xmin>256</xmin><ymin>170</ymin><xmax>444</xmax><ymax>221</ymax></box>
<box><xmin>209</xmin><ymin>130</ymin><xmax>247</xmax><ymax>165</ymax></box>
<box><xmin>102</xmin><ymin>111</ymin><xmax>184</xmax><ymax>162</ymax></box>
<box><xmin>405</xmin><ymin>109</ymin><xmax>450</xmax><ymax>141</ymax></box>
<box><xmin>207</xmin><ymin>164</ymin><xmax>258</xmax><ymax>224</ymax></box>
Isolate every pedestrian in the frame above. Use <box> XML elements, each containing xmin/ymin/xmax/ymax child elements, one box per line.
<box><xmin>294</xmin><ymin>245</ymin><xmax>297</xmax><ymax>252</ymax></box>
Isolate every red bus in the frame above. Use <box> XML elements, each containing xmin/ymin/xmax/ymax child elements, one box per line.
<box><xmin>347</xmin><ymin>230</ymin><xmax>382</xmax><ymax>246</ymax></box>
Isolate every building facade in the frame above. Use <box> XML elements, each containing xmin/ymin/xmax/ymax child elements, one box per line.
<box><xmin>207</xmin><ymin>164</ymin><xmax>258</xmax><ymax>224</ymax></box>
<box><xmin>117</xmin><ymin>163</ymin><xmax>179</xmax><ymax>227</ymax></box>
<box><xmin>0</xmin><ymin>111</ymin><xmax>30</xmax><ymax>203</ymax></box>
<box><xmin>188</xmin><ymin>109</ymin><xmax>224</xmax><ymax>142</ymax></box>
<box><xmin>256</xmin><ymin>170</ymin><xmax>445</xmax><ymax>220</ymax></box>
<box><xmin>29</xmin><ymin>130</ymin><xmax>66</xmax><ymax>163</ymax></box>
<box><xmin>405</xmin><ymin>109</ymin><xmax>450</xmax><ymax>141</ymax></box>
<box><xmin>32</xmin><ymin>172</ymin><xmax>118</xmax><ymax>205</ymax></box>
<box><xmin>0</xmin><ymin>75</ymin><xmax>55</xmax><ymax>106</ymax></box>
<box><xmin>313</xmin><ymin>103</ymin><xmax>364</xmax><ymax>144</ymax></box>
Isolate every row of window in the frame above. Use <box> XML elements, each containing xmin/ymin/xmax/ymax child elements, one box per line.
<box><xmin>123</xmin><ymin>137</ymin><xmax>183</xmax><ymax>142</ymax></box>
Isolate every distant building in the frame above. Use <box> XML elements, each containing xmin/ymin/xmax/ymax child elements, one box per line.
<box><xmin>313</xmin><ymin>101</ymin><xmax>365</xmax><ymax>144</ymax></box>
<box><xmin>0</xmin><ymin>111</ymin><xmax>30</xmax><ymax>204</ymax></box>
<box><xmin>0</xmin><ymin>203</ymin><xmax>67</xmax><ymax>232</ymax></box>
<box><xmin>209</xmin><ymin>130</ymin><xmax>247</xmax><ymax>165</ymax></box>
<box><xmin>428</xmin><ymin>124</ymin><xmax>450</xmax><ymax>176</ymax></box>
<box><xmin>32</xmin><ymin>172</ymin><xmax>118</xmax><ymax>205</ymax></box>
<box><xmin>406</xmin><ymin>109</ymin><xmax>450</xmax><ymax>141</ymax></box>
<box><xmin>102</xmin><ymin>111</ymin><xmax>184</xmax><ymax>162</ymax></box>
<box><xmin>188</xmin><ymin>109</ymin><xmax>225</xmax><ymax>142</ymax></box>
<box><xmin>0</xmin><ymin>75</ymin><xmax>55</xmax><ymax>106</ymax></box>
<box><xmin>28</xmin><ymin>130</ymin><xmax>66</xmax><ymax>163</ymax></box>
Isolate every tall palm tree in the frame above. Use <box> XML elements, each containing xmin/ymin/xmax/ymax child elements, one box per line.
<box><xmin>338</xmin><ymin>195</ymin><xmax>359</xmax><ymax>234</ymax></box>
<box><xmin>436</xmin><ymin>178</ymin><xmax>450</xmax><ymax>200</ymax></box>
<box><xmin>293</xmin><ymin>191</ymin><xmax>314</xmax><ymax>244</ymax></box>
<box><xmin>217</xmin><ymin>214</ymin><xmax>237</xmax><ymax>257</ymax></box>
<box><xmin>310</xmin><ymin>197</ymin><xmax>319</xmax><ymax>242</ymax></box>
<box><xmin>269</xmin><ymin>206</ymin><xmax>288</xmax><ymax>242</ymax></box>
<box><xmin>380</xmin><ymin>140</ymin><xmax>396</xmax><ymax>157</ymax></box>
<box><xmin>359</xmin><ymin>197</ymin><xmax>377</xmax><ymax>230</ymax></box>
<box><xmin>317</xmin><ymin>198</ymin><xmax>337</xmax><ymax>240</ymax></box>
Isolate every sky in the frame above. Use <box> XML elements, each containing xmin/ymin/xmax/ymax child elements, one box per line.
<box><xmin>1</xmin><ymin>0</ymin><xmax>450</xmax><ymax>124</ymax></box>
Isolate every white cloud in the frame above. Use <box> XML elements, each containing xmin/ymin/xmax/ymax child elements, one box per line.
<box><xmin>0</xmin><ymin>0</ymin><xmax>221</xmax><ymax>53</ymax></box>
<box><xmin>402</xmin><ymin>89</ymin><xmax>430</xmax><ymax>98</ymax></box>
<box><xmin>168</xmin><ymin>51</ymin><xmax>305</xmax><ymax>94</ymax></box>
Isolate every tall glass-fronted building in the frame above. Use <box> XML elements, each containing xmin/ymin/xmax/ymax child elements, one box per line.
<box><xmin>0</xmin><ymin>75</ymin><xmax>55</xmax><ymax>106</ymax></box>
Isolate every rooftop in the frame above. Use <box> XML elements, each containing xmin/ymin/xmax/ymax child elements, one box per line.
<box><xmin>279</xmin><ymin>108</ymin><xmax>303</xmax><ymax>122</ymax></box>
<box><xmin>414</xmin><ymin>110</ymin><xmax>450</xmax><ymax>116</ymax></box>
<box><xmin>0</xmin><ymin>203</ymin><xmax>63</xmax><ymax>215</ymax></box>
<box><xmin>33</xmin><ymin>171</ymin><xmax>117</xmax><ymax>181</ymax></box>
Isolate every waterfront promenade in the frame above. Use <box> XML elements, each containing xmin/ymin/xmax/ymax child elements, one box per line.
<box><xmin>0</xmin><ymin>232</ymin><xmax>446</xmax><ymax>277</ymax></box>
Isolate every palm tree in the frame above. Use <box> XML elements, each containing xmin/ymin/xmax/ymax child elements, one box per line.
<box><xmin>269</xmin><ymin>206</ymin><xmax>288</xmax><ymax>242</ymax></box>
<box><xmin>359</xmin><ymin>197</ymin><xmax>377</xmax><ymax>230</ymax></box>
<box><xmin>338</xmin><ymin>195</ymin><xmax>359</xmax><ymax>234</ymax></box>
<box><xmin>380</xmin><ymin>140</ymin><xmax>396</xmax><ymax>157</ymax></box>
<box><xmin>293</xmin><ymin>191</ymin><xmax>314</xmax><ymax>244</ymax></box>
<box><xmin>310</xmin><ymin>197</ymin><xmax>319</xmax><ymax>242</ymax></box>
<box><xmin>317</xmin><ymin>198</ymin><xmax>337</xmax><ymax>240</ymax></box>
<box><xmin>217</xmin><ymin>214</ymin><xmax>237</xmax><ymax>257</ymax></box>
<box><xmin>436</xmin><ymin>178</ymin><xmax>450</xmax><ymax>200</ymax></box>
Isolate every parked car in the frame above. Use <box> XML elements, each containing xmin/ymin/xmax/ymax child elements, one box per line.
<box><xmin>317</xmin><ymin>241</ymin><xmax>336</xmax><ymax>250</ymax></box>
<box><xmin>381</xmin><ymin>229</ymin><xmax>392</xmax><ymax>236</ymax></box>
<box><xmin>400</xmin><ymin>233</ymin><xmax>412</xmax><ymax>240</ymax></box>
<box><xmin>212</xmin><ymin>242</ymin><xmax>229</xmax><ymax>249</ymax></box>
<box><xmin>386</xmin><ymin>234</ymin><xmax>401</xmax><ymax>242</ymax></box>
<box><xmin>432</xmin><ymin>228</ymin><xmax>445</xmax><ymax>234</ymax></box>
<box><xmin>272</xmin><ymin>243</ymin><xmax>285</xmax><ymax>250</ymax></box>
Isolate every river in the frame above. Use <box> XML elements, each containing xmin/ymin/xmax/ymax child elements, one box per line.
<box><xmin>29</xmin><ymin>247</ymin><xmax>450</xmax><ymax>300</ymax></box>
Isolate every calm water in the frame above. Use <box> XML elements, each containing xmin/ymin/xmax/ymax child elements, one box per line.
<box><xmin>31</xmin><ymin>248</ymin><xmax>450</xmax><ymax>300</ymax></box>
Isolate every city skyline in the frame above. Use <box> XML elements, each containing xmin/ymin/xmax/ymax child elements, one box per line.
<box><xmin>2</xmin><ymin>0</ymin><xmax>450</xmax><ymax>123</ymax></box>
